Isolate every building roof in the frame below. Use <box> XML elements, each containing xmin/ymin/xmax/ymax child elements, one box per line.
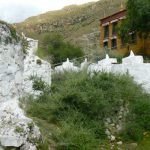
<box><xmin>100</xmin><ymin>9</ymin><xmax>126</xmax><ymax>25</ymax></box>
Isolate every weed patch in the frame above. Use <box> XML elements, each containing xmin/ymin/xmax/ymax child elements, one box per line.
<box><xmin>23</xmin><ymin>71</ymin><xmax>150</xmax><ymax>149</ymax></box>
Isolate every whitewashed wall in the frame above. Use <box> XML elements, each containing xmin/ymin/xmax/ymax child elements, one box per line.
<box><xmin>54</xmin><ymin>51</ymin><xmax>150</xmax><ymax>93</ymax></box>
<box><xmin>0</xmin><ymin>23</ymin><xmax>51</xmax><ymax>150</ymax></box>
<box><xmin>0</xmin><ymin>24</ymin><xmax>23</xmax><ymax>103</ymax></box>
<box><xmin>23</xmin><ymin>38</ymin><xmax>51</xmax><ymax>96</ymax></box>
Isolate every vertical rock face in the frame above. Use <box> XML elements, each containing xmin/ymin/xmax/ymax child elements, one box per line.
<box><xmin>23</xmin><ymin>38</ymin><xmax>51</xmax><ymax>96</ymax></box>
<box><xmin>0</xmin><ymin>22</ymin><xmax>51</xmax><ymax>149</ymax></box>
<box><xmin>0</xmin><ymin>23</ymin><xmax>23</xmax><ymax>102</ymax></box>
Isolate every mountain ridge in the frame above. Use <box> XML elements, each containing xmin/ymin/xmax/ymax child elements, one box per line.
<box><xmin>16</xmin><ymin>0</ymin><xmax>126</xmax><ymax>56</ymax></box>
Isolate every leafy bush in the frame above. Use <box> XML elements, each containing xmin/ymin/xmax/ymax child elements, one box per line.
<box><xmin>21</xmin><ymin>37</ymin><xmax>29</xmax><ymax>54</ymax></box>
<box><xmin>122</xmin><ymin>94</ymin><xmax>150</xmax><ymax>141</ymax></box>
<box><xmin>29</xmin><ymin>75</ymin><xmax>46</xmax><ymax>91</ymax></box>
<box><xmin>39</xmin><ymin>33</ymin><xmax>84</xmax><ymax>64</ymax></box>
<box><xmin>24</xmin><ymin>71</ymin><xmax>150</xmax><ymax>149</ymax></box>
<box><xmin>15</xmin><ymin>126</ymin><xmax>24</xmax><ymax>133</ymax></box>
<box><xmin>37</xmin><ymin>140</ymin><xmax>49</xmax><ymax>150</ymax></box>
<box><xmin>10</xmin><ymin>26</ymin><xmax>17</xmax><ymax>41</ymax></box>
<box><xmin>0</xmin><ymin>20</ymin><xmax>19</xmax><ymax>42</ymax></box>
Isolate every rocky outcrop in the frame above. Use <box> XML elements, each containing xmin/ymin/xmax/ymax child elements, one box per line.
<box><xmin>0</xmin><ymin>22</ymin><xmax>51</xmax><ymax>149</ymax></box>
<box><xmin>23</xmin><ymin>38</ymin><xmax>51</xmax><ymax>96</ymax></box>
<box><xmin>0</xmin><ymin>22</ymin><xmax>23</xmax><ymax>102</ymax></box>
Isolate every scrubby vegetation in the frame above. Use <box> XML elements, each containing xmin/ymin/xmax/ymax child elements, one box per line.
<box><xmin>23</xmin><ymin>71</ymin><xmax>150</xmax><ymax>149</ymax></box>
<box><xmin>118</xmin><ymin>0</ymin><xmax>150</xmax><ymax>54</ymax></box>
<box><xmin>21</xmin><ymin>37</ymin><xmax>29</xmax><ymax>54</ymax></box>
<box><xmin>0</xmin><ymin>20</ymin><xmax>19</xmax><ymax>42</ymax></box>
<box><xmin>29</xmin><ymin>75</ymin><xmax>49</xmax><ymax>92</ymax></box>
<box><xmin>38</xmin><ymin>33</ymin><xmax>83</xmax><ymax>64</ymax></box>
<box><xmin>0</xmin><ymin>20</ymin><xmax>29</xmax><ymax>55</ymax></box>
<box><xmin>119</xmin><ymin>0</ymin><xmax>150</xmax><ymax>40</ymax></box>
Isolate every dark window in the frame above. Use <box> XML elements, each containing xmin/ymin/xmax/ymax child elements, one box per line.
<box><xmin>121</xmin><ymin>37</ymin><xmax>126</xmax><ymax>47</ymax></box>
<box><xmin>103</xmin><ymin>41</ymin><xmax>108</xmax><ymax>48</ymax></box>
<box><xmin>112</xmin><ymin>22</ymin><xmax>118</xmax><ymax>36</ymax></box>
<box><xmin>130</xmin><ymin>32</ymin><xmax>137</xmax><ymax>44</ymax></box>
<box><xmin>104</xmin><ymin>25</ymin><xmax>109</xmax><ymax>39</ymax></box>
<box><xmin>111</xmin><ymin>39</ymin><xmax>117</xmax><ymax>49</ymax></box>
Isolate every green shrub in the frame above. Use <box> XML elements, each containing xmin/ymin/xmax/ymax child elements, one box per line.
<box><xmin>0</xmin><ymin>20</ymin><xmax>19</xmax><ymax>42</ymax></box>
<box><xmin>122</xmin><ymin>123</ymin><xmax>144</xmax><ymax>141</ymax></box>
<box><xmin>21</xmin><ymin>37</ymin><xmax>28</xmax><ymax>54</ymax></box>
<box><xmin>29</xmin><ymin>75</ymin><xmax>46</xmax><ymax>91</ymax></box>
<box><xmin>24</xmin><ymin>71</ymin><xmax>150</xmax><ymax>149</ymax></box>
<box><xmin>122</xmin><ymin>94</ymin><xmax>150</xmax><ymax>141</ymax></box>
<box><xmin>10</xmin><ymin>26</ymin><xmax>17</xmax><ymax>41</ymax></box>
<box><xmin>15</xmin><ymin>126</ymin><xmax>24</xmax><ymax>133</ymax></box>
<box><xmin>54</xmin><ymin>121</ymin><xmax>100</xmax><ymax>150</ymax></box>
<box><xmin>33</xmin><ymin>78</ymin><xmax>45</xmax><ymax>91</ymax></box>
<box><xmin>37</xmin><ymin>140</ymin><xmax>49</xmax><ymax>150</ymax></box>
<box><xmin>27</xmin><ymin>122</ymin><xmax>34</xmax><ymax>131</ymax></box>
<box><xmin>39</xmin><ymin>33</ymin><xmax>84</xmax><ymax>64</ymax></box>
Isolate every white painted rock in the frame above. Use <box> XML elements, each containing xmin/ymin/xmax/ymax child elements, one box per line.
<box><xmin>81</xmin><ymin>58</ymin><xmax>89</xmax><ymax>69</ymax></box>
<box><xmin>117</xmin><ymin>141</ymin><xmax>123</xmax><ymax>145</ymax></box>
<box><xmin>105</xmin><ymin>129</ymin><xmax>111</xmax><ymax>136</ymax></box>
<box><xmin>0</xmin><ymin>22</ymin><xmax>48</xmax><ymax>149</ymax></box>
<box><xmin>110</xmin><ymin>135</ymin><xmax>116</xmax><ymax>141</ymax></box>
<box><xmin>98</xmin><ymin>54</ymin><xmax>117</xmax><ymax>66</ymax></box>
<box><xmin>55</xmin><ymin>58</ymin><xmax>80</xmax><ymax>73</ymax></box>
<box><xmin>23</xmin><ymin>38</ymin><xmax>51</xmax><ymax>96</ymax></box>
<box><xmin>111</xmin><ymin>63</ymin><xmax>150</xmax><ymax>93</ymax></box>
<box><xmin>122</xmin><ymin>50</ymin><xmax>143</xmax><ymax>65</ymax></box>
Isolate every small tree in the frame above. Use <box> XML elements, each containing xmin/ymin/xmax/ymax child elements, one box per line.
<box><xmin>40</xmin><ymin>33</ymin><xmax>83</xmax><ymax>64</ymax></box>
<box><xmin>119</xmin><ymin>0</ymin><xmax>150</xmax><ymax>51</ymax></box>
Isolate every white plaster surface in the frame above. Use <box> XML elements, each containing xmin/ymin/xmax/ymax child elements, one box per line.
<box><xmin>55</xmin><ymin>58</ymin><xmax>80</xmax><ymax>73</ymax></box>
<box><xmin>88</xmin><ymin>52</ymin><xmax>150</xmax><ymax>93</ymax></box>
<box><xmin>0</xmin><ymin>23</ymin><xmax>51</xmax><ymax>149</ymax></box>
<box><xmin>54</xmin><ymin>52</ymin><xmax>150</xmax><ymax>93</ymax></box>
<box><xmin>122</xmin><ymin>50</ymin><xmax>144</xmax><ymax>65</ymax></box>
<box><xmin>81</xmin><ymin>58</ymin><xmax>89</xmax><ymax>69</ymax></box>
<box><xmin>98</xmin><ymin>54</ymin><xmax>117</xmax><ymax>65</ymax></box>
<box><xmin>23</xmin><ymin>38</ymin><xmax>51</xmax><ymax>96</ymax></box>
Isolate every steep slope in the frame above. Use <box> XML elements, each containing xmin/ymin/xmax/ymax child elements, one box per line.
<box><xmin>16</xmin><ymin>0</ymin><xmax>126</xmax><ymax>55</ymax></box>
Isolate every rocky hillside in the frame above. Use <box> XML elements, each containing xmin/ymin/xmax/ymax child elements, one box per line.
<box><xmin>16</xmin><ymin>0</ymin><xmax>126</xmax><ymax>55</ymax></box>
